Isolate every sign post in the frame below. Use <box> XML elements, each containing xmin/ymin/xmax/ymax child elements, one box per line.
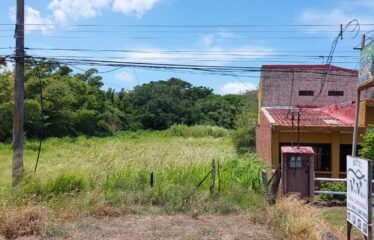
<box><xmin>358</xmin><ymin>37</ymin><xmax>374</xmax><ymax>90</ymax></box>
<box><xmin>347</xmin><ymin>156</ymin><xmax>372</xmax><ymax>239</ymax></box>
<box><xmin>348</xmin><ymin>34</ymin><xmax>374</xmax><ymax>240</ymax></box>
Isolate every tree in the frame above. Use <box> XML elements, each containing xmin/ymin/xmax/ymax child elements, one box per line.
<box><xmin>360</xmin><ymin>125</ymin><xmax>374</xmax><ymax>161</ymax></box>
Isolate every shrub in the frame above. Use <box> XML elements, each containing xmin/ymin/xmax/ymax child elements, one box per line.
<box><xmin>231</xmin><ymin>127</ymin><xmax>256</xmax><ymax>154</ymax></box>
<box><xmin>318</xmin><ymin>181</ymin><xmax>346</xmax><ymax>201</ymax></box>
<box><xmin>360</xmin><ymin>125</ymin><xmax>374</xmax><ymax>161</ymax></box>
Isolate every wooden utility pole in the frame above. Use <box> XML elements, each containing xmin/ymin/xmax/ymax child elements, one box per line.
<box><xmin>12</xmin><ymin>0</ymin><xmax>25</xmax><ymax>187</ymax></box>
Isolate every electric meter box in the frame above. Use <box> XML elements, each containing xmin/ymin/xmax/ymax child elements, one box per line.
<box><xmin>281</xmin><ymin>146</ymin><xmax>315</xmax><ymax>197</ymax></box>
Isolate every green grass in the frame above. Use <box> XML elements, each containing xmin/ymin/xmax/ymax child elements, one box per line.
<box><xmin>0</xmin><ymin>129</ymin><xmax>265</xmax><ymax>215</ymax></box>
<box><xmin>321</xmin><ymin>207</ymin><xmax>374</xmax><ymax>238</ymax></box>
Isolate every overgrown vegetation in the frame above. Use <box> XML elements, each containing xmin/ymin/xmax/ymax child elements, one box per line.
<box><xmin>168</xmin><ymin>124</ymin><xmax>229</xmax><ymax>138</ymax></box>
<box><xmin>232</xmin><ymin>126</ymin><xmax>256</xmax><ymax>154</ymax></box>
<box><xmin>0</xmin><ymin>129</ymin><xmax>264</xmax><ymax>218</ymax></box>
<box><xmin>0</xmin><ymin>61</ymin><xmax>258</xmax><ymax>140</ymax></box>
<box><xmin>251</xmin><ymin>196</ymin><xmax>343</xmax><ymax>240</ymax></box>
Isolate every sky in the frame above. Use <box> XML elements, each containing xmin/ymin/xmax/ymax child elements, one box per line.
<box><xmin>1</xmin><ymin>0</ymin><xmax>374</xmax><ymax>94</ymax></box>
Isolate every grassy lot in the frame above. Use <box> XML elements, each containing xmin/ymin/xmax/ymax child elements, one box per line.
<box><xmin>0</xmin><ymin>127</ymin><xmax>345</xmax><ymax>239</ymax></box>
<box><xmin>0</xmin><ymin>128</ymin><xmax>269</xmax><ymax>237</ymax></box>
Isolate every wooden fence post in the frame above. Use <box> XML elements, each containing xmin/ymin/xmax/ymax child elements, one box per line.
<box><xmin>217</xmin><ymin>160</ymin><xmax>221</xmax><ymax>194</ymax></box>
<box><xmin>210</xmin><ymin>159</ymin><xmax>216</xmax><ymax>195</ymax></box>
<box><xmin>150</xmin><ymin>171</ymin><xmax>154</xmax><ymax>189</ymax></box>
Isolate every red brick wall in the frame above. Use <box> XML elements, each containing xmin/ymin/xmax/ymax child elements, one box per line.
<box><xmin>256</xmin><ymin>112</ymin><xmax>272</xmax><ymax>166</ymax></box>
<box><xmin>259</xmin><ymin>68</ymin><xmax>372</xmax><ymax>108</ymax></box>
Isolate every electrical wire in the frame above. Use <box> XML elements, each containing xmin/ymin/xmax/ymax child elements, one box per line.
<box><xmin>24</xmin><ymin>55</ymin><xmax>44</xmax><ymax>173</ymax></box>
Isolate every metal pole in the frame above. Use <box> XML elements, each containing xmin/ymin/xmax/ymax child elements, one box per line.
<box><xmin>348</xmin><ymin>34</ymin><xmax>366</xmax><ymax>240</ymax></box>
<box><xmin>352</xmin><ymin>34</ymin><xmax>365</xmax><ymax>157</ymax></box>
<box><xmin>12</xmin><ymin>0</ymin><xmax>24</xmax><ymax>187</ymax></box>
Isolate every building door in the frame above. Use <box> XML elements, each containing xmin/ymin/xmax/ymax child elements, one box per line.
<box><xmin>285</xmin><ymin>155</ymin><xmax>311</xmax><ymax>196</ymax></box>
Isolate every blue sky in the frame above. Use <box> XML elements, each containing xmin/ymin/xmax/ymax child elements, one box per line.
<box><xmin>1</xmin><ymin>0</ymin><xmax>374</xmax><ymax>94</ymax></box>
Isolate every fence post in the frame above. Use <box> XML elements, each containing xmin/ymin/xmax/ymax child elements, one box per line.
<box><xmin>217</xmin><ymin>160</ymin><xmax>221</xmax><ymax>194</ymax></box>
<box><xmin>261</xmin><ymin>171</ymin><xmax>270</xmax><ymax>201</ymax></box>
<box><xmin>150</xmin><ymin>171</ymin><xmax>154</xmax><ymax>189</ymax></box>
<box><xmin>210</xmin><ymin>159</ymin><xmax>216</xmax><ymax>195</ymax></box>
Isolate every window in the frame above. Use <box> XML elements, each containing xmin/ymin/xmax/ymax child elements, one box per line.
<box><xmin>328</xmin><ymin>91</ymin><xmax>344</xmax><ymax>96</ymax></box>
<box><xmin>312</xmin><ymin>144</ymin><xmax>331</xmax><ymax>172</ymax></box>
<box><xmin>289</xmin><ymin>156</ymin><xmax>302</xmax><ymax>168</ymax></box>
<box><xmin>299</xmin><ymin>91</ymin><xmax>314</xmax><ymax>96</ymax></box>
<box><xmin>339</xmin><ymin>144</ymin><xmax>361</xmax><ymax>172</ymax></box>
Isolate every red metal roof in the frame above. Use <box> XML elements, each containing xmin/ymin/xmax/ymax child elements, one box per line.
<box><xmin>281</xmin><ymin>146</ymin><xmax>315</xmax><ymax>155</ymax></box>
<box><xmin>263</xmin><ymin>103</ymin><xmax>356</xmax><ymax>127</ymax></box>
<box><xmin>261</xmin><ymin>64</ymin><xmax>357</xmax><ymax>74</ymax></box>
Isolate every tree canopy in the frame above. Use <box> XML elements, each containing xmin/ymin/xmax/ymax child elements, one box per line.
<box><xmin>0</xmin><ymin>61</ymin><xmax>258</xmax><ymax>140</ymax></box>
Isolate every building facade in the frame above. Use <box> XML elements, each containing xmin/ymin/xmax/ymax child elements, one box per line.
<box><xmin>256</xmin><ymin>64</ymin><xmax>374</xmax><ymax>178</ymax></box>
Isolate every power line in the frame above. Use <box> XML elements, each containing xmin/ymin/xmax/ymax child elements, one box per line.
<box><xmin>2</xmin><ymin>23</ymin><xmax>374</xmax><ymax>27</ymax></box>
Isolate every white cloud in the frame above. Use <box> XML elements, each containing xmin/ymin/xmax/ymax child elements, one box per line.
<box><xmin>9</xmin><ymin>6</ymin><xmax>55</xmax><ymax>34</ymax></box>
<box><xmin>217</xmin><ymin>30</ymin><xmax>236</xmax><ymax>39</ymax></box>
<box><xmin>220</xmin><ymin>81</ymin><xmax>257</xmax><ymax>95</ymax></box>
<box><xmin>200</xmin><ymin>34</ymin><xmax>214</xmax><ymax>46</ymax></box>
<box><xmin>297</xmin><ymin>1</ymin><xmax>374</xmax><ymax>33</ymax></box>
<box><xmin>9</xmin><ymin>0</ymin><xmax>162</xmax><ymax>31</ymax></box>
<box><xmin>120</xmin><ymin>45</ymin><xmax>274</xmax><ymax>65</ymax></box>
<box><xmin>115</xmin><ymin>71</ymin><xmax>134</xmax><ymax>82</ymax></box>
<box><xmin>48</xmin><ymin>0</ymin><xmax>112</xmax><ymax>22</ymax></box>
<box><xmin>112</xmin><ymin>0</ymin><xmax>161</xmax><ymax>17</ymax></box>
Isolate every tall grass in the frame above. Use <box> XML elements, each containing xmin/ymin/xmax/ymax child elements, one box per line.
<box><xmin>168</xmin><ymin>124</ymin><xmax>229</xmax><ymax>138</ymax></box>
<box><xmin>251</xmin><ymin>196</ymin><xmax>343</xmax><ymax>240</ymax></box>
<box><xmin>0</xmin><ymin>128</ymin><xmax>265</xmax><ymax>216</ymax></box>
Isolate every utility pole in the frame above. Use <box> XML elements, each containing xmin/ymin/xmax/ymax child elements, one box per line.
<box><xmin>12</xmin><ymin>0</ymin><xmax>25</xmax><ymax>187</ymax></box>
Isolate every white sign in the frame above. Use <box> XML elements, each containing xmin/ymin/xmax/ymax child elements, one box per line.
<box><xmin>347</xmin><ymin>156</ymin><xmax>372</xmax><ymax>236</ymax></box>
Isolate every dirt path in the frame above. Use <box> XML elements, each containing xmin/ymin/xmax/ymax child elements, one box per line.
<box><xmin>21</xmin><ymin>214</ymin><xmax>277</xmax><ymax>240</ymax></box>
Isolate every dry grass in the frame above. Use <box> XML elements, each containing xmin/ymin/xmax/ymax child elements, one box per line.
<box><xmin>0</xmin><ymin>206</ymin><xmax>47</xmax><ymax>239</ymax></box>
<box><xmin>251</xmin><ymin>195</ymin><xmax>344</xmax><ymax>240</ymax></box>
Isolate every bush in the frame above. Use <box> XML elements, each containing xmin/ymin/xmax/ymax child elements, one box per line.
<box><xmin>232</xmin><ymin>127</ymin><xmax>256</xmax><ymax>154</ymax></box>
<box><xmin>360</xmin><ymin>125</ymin><xmax>374</xmax><ymax>161</ymax></box>
<box><xmin>318</xmin><ymin>181</ymin><xmax>346</xmax><ymax>201</ymax></box>
<box><xmin>168</xmin><ymin>124</ymin><xmax>229</xmax><ymax>138</ymax></box>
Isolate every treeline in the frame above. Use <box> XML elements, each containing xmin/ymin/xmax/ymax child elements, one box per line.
<box><xmin>0</xmin><ymin>61</ymin><xmax>257</xmax><ymax>140</ymax></box>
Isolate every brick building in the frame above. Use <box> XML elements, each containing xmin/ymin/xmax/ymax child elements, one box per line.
<box><xmin>256</xmin><ymin>64</ymin><xmax>374</xmax><ymax>178</ymax></box>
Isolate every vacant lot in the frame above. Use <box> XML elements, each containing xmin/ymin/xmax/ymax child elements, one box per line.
<box><xmin>0</xmin><ymin>129</ymin><xmax>270</xmax><ymax>239</ymax></box>
<box><xmin>0</xmin><ymin>129</ymin><xmax>345</xmax><ymax>239</ymax></box>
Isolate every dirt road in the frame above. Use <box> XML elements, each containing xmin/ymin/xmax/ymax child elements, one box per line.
<box><xmin>21</xmin><ymin>214</ymin><xmax>277</xmax><ymax>240</ymax></box>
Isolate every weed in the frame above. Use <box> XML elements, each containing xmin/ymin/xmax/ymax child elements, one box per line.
<box><xmin>43</xmin><ymin>171</ymin><xmax>87</xmax><ymax>198</ymax></box>
<box><xmin>0</xmin><ymin>207</ymin><xmax>46</xmax><ymax>239</ymax></box>
<box><xmin>250</xmin><ymin>196</ymin><xmax>343</xmax><ymax>240</ymax></box>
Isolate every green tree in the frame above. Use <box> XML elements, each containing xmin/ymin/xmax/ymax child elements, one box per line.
<box><xmin>360</xmin><ymin>125</ymin><xmax>374</xmax><ymax>160</ymax></box>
